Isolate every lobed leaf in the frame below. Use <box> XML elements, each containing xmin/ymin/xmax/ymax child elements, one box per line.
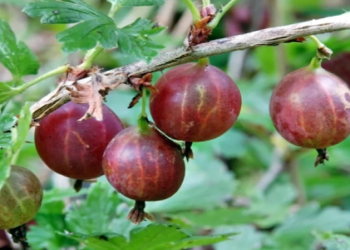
<box><xmin>23</xmin><ymin>0</ymin><xmax>118</xmax><ymax>53</ymax></box>
<box><xmin>66</xmin><ymin>181</ymin><xmax>120</xmax><ymax>234</ymax></box>
<box><xmin>0</xmin><ymin>103</ymin><xmax>31</xmax><ymax>190</ymax></box>
<box><xmin>147</xmin><ymin>152</ymin><xmax>236</xmax><ymax>213</ymax></box>
<box><xmin>28</xmin><ymin>201</ymin><xmax>79</xmax><ymax>250</ymax></box>
<box><xmin>116</xmin><ymin>18</ymin><xmax>165</xmax><ymax>62</ymax></box>
<box><xmin>61</xmin><ymin>224</ymin><xmax>236</xmax><ymax>250</ymax></box>
<box><xmin>115</xmin><ymin>0</ymin><xmax>165</xmax><ymax>7</ymax></box>
<box><xmin>0</xmin><ymin>19</ymin><xmax>39</xmax><ymax>77</ymax></box>
<box><xmin>0</xmin><ymin>114</ymin><xmax>16</xmax><ymax>148</ymax></box>
<box><xmin>275</xmin><ymin>203</ymin><xmax>350</xmax><ymax>238</ymax></box>
<box><xmin>213</xmin><ymin>225</ymin><xmax>263</xmax><ymax>250</ymax></box>
<box><xmin>41</xmin><ymin>188</ymin><xmax>89</xmax><ymax>204</ymax></box>
<box><xmin>314</xmin><ymin>231</ymin><xmax>350</xmax><ymax>250</ymax></box>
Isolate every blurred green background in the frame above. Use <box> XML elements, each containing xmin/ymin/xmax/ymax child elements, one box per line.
<box><xmin>1</xmin><ymin>0</ymin><xmax>350</xmax><ymax>249</ymax></box>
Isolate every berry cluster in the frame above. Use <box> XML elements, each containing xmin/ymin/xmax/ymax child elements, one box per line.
<box><xmin>33</xmin><ymin>60</ymin><xmax>242</xmax><ymax>224</ymax></box>
<box><xmin>5</xmin><ymin>55</ymin><xmax>348</xmax><ymax>227</ymax></box>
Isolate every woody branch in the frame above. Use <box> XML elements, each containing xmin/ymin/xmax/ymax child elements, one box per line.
<box><xmin>31</xmin><ymin>12</ymin><xmax>350</xmax><ymax>120</ymax></box>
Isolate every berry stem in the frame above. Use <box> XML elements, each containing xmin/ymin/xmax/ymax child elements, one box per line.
<box><xmin>207</xmin><ymin>0</ymin><xmax>239</xmax><ymax>29</ymax></box>
<box><xmin>138</xmin><ymin>87</ymin><xmax>149</xmax><ymax>133</ymax></box>
<box><xmin>309</xmin><ymin>35</ymin><xmax>324</xmax><ymax>49</ymax></box>
<box><xmin>183</xmin><ymin>0</ymin><xmax>201</xmax><ymax>21</ymax></box>
<box><xmin>308</xmin><ymin>56</ymin><xmax>322</xmax><ymax>69</ymax></box>
<box><xmin>198</xmin><ymin>57</ymin><xmax>210</xmax><ymax>66</ymax></box>
<box><xmin>202</xmin><ymin>0</ymin><xmax>211</xmax><ymax>7</ymax></box>
<box><xmin>308</xmin><ymin>35</ymin><xmax>333</xmax><ymax>61</ymax></box>
<box><xmin>141</xmin><ymin>86</ymin><xmax>147</xmax><ymax>118</ymax></box>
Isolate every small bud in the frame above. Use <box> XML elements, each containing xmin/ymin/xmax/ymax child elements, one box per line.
<box><xmin>200</xmin><ymin>4</ymin><xmax>216</xmax><ymax>18</ymax></box>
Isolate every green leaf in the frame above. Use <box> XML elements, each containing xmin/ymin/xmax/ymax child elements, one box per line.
<box><xmin>115</xmin><ymin>0</ymin><xmax>165</xmax><ymax>6</ymax></box>
<box><xmin>27</xmin><ymin>187</ymin><xmax>91</xmax><ymax>250</ymax></box>
<box><xmin>0</xmin><ymin>114</ymin><xmax>16</xmax><ymax>148</ymax></box>
<box><xmin>0</xmin><ymin>103</ymin><xmax>31</xmax><ymax>190</ymax></box>
<box><xmin>147</xmin><ymin>153</ymin><xmax>236</xmax><ymax>213</ymax></box>
<box><xmin>66</xmin><ymin>180</ymin><xmax>120</xmax><ymax>234</ymax></box>
<box><xmin>0</xmin><ymin>0</ymin><xmax>30</xmax><ymax>6</ymax></box>
<box><xmin>195</xmin><ymin>129</ymin><xmax>249</xmax><ymax>158</ymax></box>
<box><xmin>28</xmin><ymin>201</ymin><xmax>78</xmax><ymax>250</ymax></box>
<box><xmin>247</xmin><ymin>183</ymin><xmax>297</xmax><ymax>228</ymax></box>
<box><xmin>23</xmin><ymin>0</ymin><xmax>118</xmax><ymax>53</ymax></box>
<box><xmin>0</xmin><ymin>145</ymin><xmax>11</xmax><ymax>190</ymax></box>
<box><xmin>166</xmin><ymin>234</ymin><xmax>238</xmax><ymax>250</ymax></box>
<box><xmin>0</xmin><ymin>19</ymin><xmax>39</xmax><ymax>77</ymax></box>
<box><xmin>41</xmin><ymin>187</ymin><xmax>89</xmax><ymax>204</ymax></box>
<box><xmin>116</xmin><ymin>18</ymin><xmax>165</xmax><ymax>62</ymax></box>
<box><xmin>314</xmin><ymin>232</ymin><xmax>350</xmax><ymax>250</ymax></box>
<box><xmin>213</xmin><ymin>225</ymin><xmax>263</xmax><ymax>250</ymax></box>
<box><xmin>275</xmin><ymin>203</ymin><xmax>350</xmax><ymax>239</ymax></box>
<box><xmin>62</xmin><ymin>224</ymin><xmax>235</xmax><ymax>250</ymax></box>
<box><xmin>11</xmin><ymin>102</ymin><xmax>31</xmax><ymax>152</ymax></box>
<box><xmin>172</xmin><ymin>208</ymin><xmax>263</xmax><ymax>228</ymax></box>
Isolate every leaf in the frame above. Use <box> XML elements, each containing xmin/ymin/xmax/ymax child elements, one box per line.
<box><xmin>166</xmin><ymin>234</ymin><xmax>238</xmax><ymax>250</ymax></box>
<box><xmin>28</xmin><ymin>201</ymin><xmax>78</xmax><ymax>250</ymax></box>
<box><xmin>62</xmin><ymin>224</ymin><xmax>235</xmax><ymax>250</ymax></box>
<box><xmin>213</xmin><ymin>225</ymin><xmax>263</xmax><ymax>250</ymax></box>
<box><xmin>146</xmin><ymin>152</ymin><xmax>236</xmax><ymax>213</ymax></box>
<box><xmin>11</xmin><ymin>102</ymin><xmax>32</xmax><ymax>152</ymax></box>
<box><xmin>172</xmin><ymin>208</ymin><xmax>263</xmax><ymax>228</ymax></box>
<box><xmin>27</xmin><ymin>187</ymin><xmax>91</xmax><ymax>250</ymax></box>
<box><xmin>0</xmin><ymin>145</ymin><xmax>11</xmax><ymax>190</ymax></box>
<box><xmin>23</xmin><ymin>0</ymin><xmax>118</xmax><ymax>53</ymax></box>
<box><xmin>274</xmin><ymin>203</ymin><xmax>350</xmax><ymax>239</ymax></box>
<box><xmin>0</xmin><ymin>114</ymin><xmax>16</xmax><ymax>148</ymax></box>
<box><xmin>41</xmin><ymin>187</ymin><xmax>89</xmax><ymax>204</ymax></box>
<box><xmin>247</xmin><ymin>183</ymin><xmax>297</xmax><ymax>228</ymax></box>
<box><xmin>0</xmin><ymin>19</ymin><xmax>39</xmax><ymax>77</ymax></box>
<box><xmin>0</xmin><ymin>0</ymin><xmax>31</xmax><ymax>6</ymax></box>
<box><xmin>0</xmin><ymin>103</ymin><xmax>31</xmax><ymax>190</ymax></box>
<box><xmin>116</xmin><ymin>18</ymin><xmax>165</xmax><ymax>62</ymax></box>
<box><xmin>115</xmin><ymin>0</ymin><xmax>165</xmax><ymax>6</ymax></box>
<box><xmin>66</xmin><ymin>180</ymin><xmax>121</xmax><ymax>234</ymax></box>
<box><xmin>314</xmin><ymin>232</ymin><xmax>350</xmax><ymax>250</ymax></box>
<box><xmin>195</xmin><ymin>129</ymin><xmax>249</xmax><ymax>158</ymax></box>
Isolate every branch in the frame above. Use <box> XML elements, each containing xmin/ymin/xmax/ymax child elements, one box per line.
<box><xmin>31</xmin><ymin>12</ymin><xmax>350</xmax><ymax>120</ymax></box>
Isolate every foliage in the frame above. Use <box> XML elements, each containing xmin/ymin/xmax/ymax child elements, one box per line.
<box><xmin>1</xmin><ymin>0</ymin><xmax>350</xmax><ymax>250</ymax></box>
<box><xmin>23</xmin><ymin>0</ymin><xmax>165</xmax><ymax>60</ymax></box>
<box><xmin>0</xmin><ymin>103</ymin><xmax>32</xmax><ymax>190</ymax></box>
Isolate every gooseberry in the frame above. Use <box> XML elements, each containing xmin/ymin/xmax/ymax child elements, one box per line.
<box><xmin>270</xmin><ymin>67</ymin><xmax>350</xmax><ymax>149</ymax></box>
<box><xmin>102</xmin><ymin>125</ymin><xmax>185</xmax><ymax>223</ymax></box>
<box><xmin>150</xmin><ymin>62</ymin><xmax>242</xmax><ymax>142</ymax></box>
<box><xmin>0</xmin><ymin>166</ymin><xmax>43</xmax><ymax>230</ymax></box>
<box><xmin>35</xmin><ymin>101</ymin><xmax>124</xmax><ymax>180</ymax></box>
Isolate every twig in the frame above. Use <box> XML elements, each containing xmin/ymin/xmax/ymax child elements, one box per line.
<box><xmin>256</xmin><ymin>147</ymin><xmax>284</xmax><ymax>192</ymax></box>
<box><xmin>31</xmin><ymin>12</ymin><xmax>350</xmax><ymax>120</ymax></box>
<box><xmin>286</xmin><ymin>160</ymin><xmax>307</xmax><ymax>205</ymax></box>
